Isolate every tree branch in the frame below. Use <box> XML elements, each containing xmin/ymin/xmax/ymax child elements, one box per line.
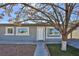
<box><xmin>67</xmin><ymin>22</ymin><xmax>79</xmax><ymax>34</ymax></box>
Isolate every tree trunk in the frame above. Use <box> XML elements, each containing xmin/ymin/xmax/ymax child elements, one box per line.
<box><xmin>61</xmin><ymin>34</ymin><xmax>68</xmax><ymax>51</ymax></box>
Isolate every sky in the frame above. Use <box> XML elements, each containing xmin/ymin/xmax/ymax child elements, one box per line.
<box><xmin>0</xmin><ymin>3</ymin><xmax>79</xmax><ymax>23</ymax></box>
<box><xmin>0</xmin><ymin>4</ymin><xmax>21</xmax><ymax>23</ymax></box>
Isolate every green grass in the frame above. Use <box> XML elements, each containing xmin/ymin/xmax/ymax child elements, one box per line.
<box><xmin>47</xmin><ymin>44</ymin><xmax>79</xmax><ymax>56</ymax></box>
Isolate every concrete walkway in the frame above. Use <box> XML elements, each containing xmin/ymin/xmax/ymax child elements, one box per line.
<box><xmin>34</xmin><ymin>41</ymin><xmax>49</xmax><ymax>56</ymax></box>
<box><xmin>68</xmin><ymin>39</ymin><xmax>79</xmax><ymax>49</ymax></box>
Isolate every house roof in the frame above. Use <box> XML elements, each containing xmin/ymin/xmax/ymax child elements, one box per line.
<box><xmin>0</xmin><ymin>22</ymin><xmax>77</xmax><ymax>27</ymax></box>
<box><xmin>0</xmin><ymin>23</ymin><xmax>53</xmax><ymax>26</ymax></box>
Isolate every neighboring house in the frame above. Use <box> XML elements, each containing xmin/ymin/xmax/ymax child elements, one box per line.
<box><xmin>0</xmin><ymin>23</ymin><xmax>78</xmax><ymax>43</ymax></box>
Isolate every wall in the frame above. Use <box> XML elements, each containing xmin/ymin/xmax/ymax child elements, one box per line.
<box><xmin>68</xmin><ymin>27</ymin><xmax>79</xmax><ymax>39</ymax></box>
<box><xmin>71</xmin><ymin>27</ymin><xmax>79</xmax><ymax>39</ymax></box>
<box><xmin>0</xmin><ymin>25</ymin><xmax>78</xmax><ymax>43</ymax></box>
<box><xmin>0</xmin><ymin>26</ymin><xmax>37</xmax><ymax>42</ymax></box>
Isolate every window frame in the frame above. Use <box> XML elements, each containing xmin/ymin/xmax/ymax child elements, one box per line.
<box><xmin>16</xmin><ymin>27</ymin><xmax>29</xmax><ymax>36</ymax></box>
<box><xmin>5</xmin><ymin>27</ymin><xmax>14</xmax><ymax>35</ymax></box>
<box><xmin>46</xmin><ymin>27</ymin><xmax>61</xmax><ymax>39</ymax></box>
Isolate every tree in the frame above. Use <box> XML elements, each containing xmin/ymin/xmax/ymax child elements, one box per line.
<box><xmin>0</xmin><ymin>3</ymin><xmax>79</xmax><ymax>51</ymax></box>
<box><xmin>20</xmin><ymin>3</ymin><xmax>79</xmax><ymax>51</ymax></box>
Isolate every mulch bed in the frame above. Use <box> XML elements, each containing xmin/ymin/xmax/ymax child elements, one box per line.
<box><xmin>0</xmin><ymin>44</ymin><xmax>35</xmax><ymax>56</ymax></box>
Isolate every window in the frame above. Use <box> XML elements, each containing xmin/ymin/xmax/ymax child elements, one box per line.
<box><xmin>16</xmin><ymin>27</ymin><xmax>29</xmax><ymax>35</ymax></box>
<box><xmin>5</xmin><ymin>27</ymin><xmax>14</xmax><ymax>35</ymax></box>
<box><xmin>46</xmin><ymin>27</ymin><xmax>61</xmax><ymax>38</ymax></box>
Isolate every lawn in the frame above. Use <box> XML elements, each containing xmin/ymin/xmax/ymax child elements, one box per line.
<box><xmin>0</xmin><ymin>44</ymin><xmax>35</xmax><ymax>56</ymax></box>
<box><xmin>47</xmin><ymin>44</ymin><xmax>79</xmax><ymax>56</ymax></box>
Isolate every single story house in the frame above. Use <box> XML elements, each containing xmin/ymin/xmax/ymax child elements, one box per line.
<box><xmin>0</xmin><ymin>23</ymin><xmax>79</xmax><ymax>44</ymax></box>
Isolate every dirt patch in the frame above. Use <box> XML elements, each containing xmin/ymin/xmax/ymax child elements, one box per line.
<box><xmin>0</xmin><ymin>44</ymin><xmax>35</xmax><ymax>56</ymax></box>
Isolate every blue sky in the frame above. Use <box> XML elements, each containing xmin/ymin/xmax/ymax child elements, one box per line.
<box><xmin>0</xmin><ymin>3</ymin><xmax>79</xmax><ymax>23</ymax></box>
<box><xmin>0</xmin><ymin>4</ymin><xmax>21</xmax><ymax>23</ymax></box>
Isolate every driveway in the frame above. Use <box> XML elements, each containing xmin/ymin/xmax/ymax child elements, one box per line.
<box><xmin>0</xmin><ymin>44</ymin><xmax>35</xmax><ymax>56</ymax></box>
<box><xmin>68</xmin><ymin>39</ymin><xmax>79</xmax><ymax>49</ymax></box>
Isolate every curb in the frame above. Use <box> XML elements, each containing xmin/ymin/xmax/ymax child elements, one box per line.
<box><xmin>45</xmin><ymin>44</ymin><xmax>50</xmax><ymax>56</ymax></box>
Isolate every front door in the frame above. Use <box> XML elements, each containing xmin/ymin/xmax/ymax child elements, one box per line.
<box><xmin>37</xmin><ymin>27</ymin><xmax>45</xmax><ymax>41</ymax></box>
